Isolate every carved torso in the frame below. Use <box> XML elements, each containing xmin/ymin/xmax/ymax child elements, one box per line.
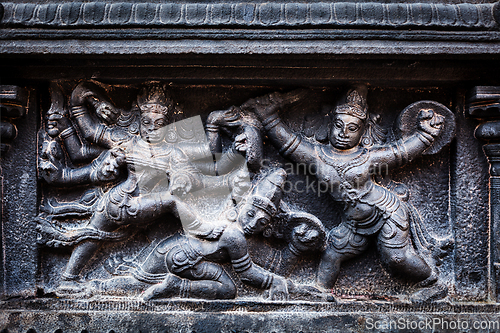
<box><xmin>121</xmin><ymin>136</ymin><xmax>175</xmax><ymax>194</ymax></box>
<box><xmin>316</xmin><ymin>144</ymin><xmax>372</xmax><ymax>202</ymax></box>
<box><xmin>315</xmin><ymin>144</ymin><xmax>407</xmax><ymax>235</ymax></box>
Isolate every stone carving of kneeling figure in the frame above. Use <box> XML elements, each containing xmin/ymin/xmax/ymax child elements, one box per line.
<box><xmin>89</xmin><ymin>168</ymin><xmax>327</xmax><ymax>300</ymax></box>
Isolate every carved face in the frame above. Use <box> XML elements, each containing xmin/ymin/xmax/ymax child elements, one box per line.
<box><xmin>96</xmin><ymin>101</ymin><xmax>120</xmax><ymax>124</ymax></box>
<box><xmin>238</xmin><ymin>202</ymin><xmax>271</xmax><ymax>236</ymax></box>
<box><xmin>329</xmin><ymin>113</ymin><xmax>365</xmax><ymax>150</ymax></box>
<box><xmin>140</xmin><ymin>111</ymin><xmax>168</xmax><ymax>143</ymax></box>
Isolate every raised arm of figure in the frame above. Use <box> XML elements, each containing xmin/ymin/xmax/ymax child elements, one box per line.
<box><xmin>244</xmin><ymin>92</ymin><xmax>318</xmax><ymax>168</ymax></box>
<box><xmin>206</xmin><ymin>106</ymin><xmax>264</xmax><ymax>172</ymax></box>
<box><xmin>370</xmin><ymin>108</ymin><xmax>444</xmax><ymax>170</ymax></box>
<box><xmin>59</xmin><ymin>123</ymin><xmax>104</xmax><ymax>164</ymax></box>
<box><xmin>70</xmin><ymin>82</ymin><xmax>129</xmax><ymax>149</ymax></box>
<box><xmin>205</xmin><ymin>107</ymin><xmax>235</xmax><ymax>154</ymax></box>
<box><xmin>46</xmin><ymin>83</ymin><xmax>104</xmax><ymax>163</ymax></box>
<box><xmin>39</xmin><ymin>136</ymin><xmax>125</xmax><ymax>186</ymax></box>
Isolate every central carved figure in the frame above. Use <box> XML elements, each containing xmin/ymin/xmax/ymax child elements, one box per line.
<box><xmin>247</xmin><ymin>86</ymin><xmax>450</xmax><ymax>291</ymax></box>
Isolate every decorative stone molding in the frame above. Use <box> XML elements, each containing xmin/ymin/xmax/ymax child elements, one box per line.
<box><xmin>0</xmin><ymin>85</ymin><xmax>29</xmax><ymax>276</ymax></box>
<box><xmin>1</xmin><ymin>0</ymin><xmax>500</xmax><ymax>327</ymax></box>
<box><xmin>1</xmin><ymin>1</ymin><xmax>498</xmax><ymax>30</ymax></box>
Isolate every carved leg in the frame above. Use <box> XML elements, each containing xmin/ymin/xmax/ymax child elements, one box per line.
<box><xmin>143</xmin><ymin>262</ymin><xmax>236</xmax><ymax>300</ymax></box>
<box><xmin>89</xmin><ymin>276</ymin><xmax>150</xmax><ymax>296</ymax></box>
<box><xmin>62</xmin><ymin>240</ymin><xmax>102</xmax><ymax>280</ymax></box>
<box><xmin>377</xmin><ymin>220</ymin><xmax>432</xmax><ymax>283</ymax></box>
<box><xmin>56</xmin><ymin>239</ymin><xmax>103</xmax><ymax>296</ymax></box>
<box><xmin>180</xmin><ymin>262</ymin><xmax>236</xmax><ymax>300</ymax></box>
<box><xmin>316</xmin><ymin>248</ymin><xmax>341</xmax><ymax>290</ymax></box>
<box><xmin>316</xmin><ymin>223</ymin><xmax>369</xmax><ymax>290</ymax></box>
<box><xmin>119</xmin><ymin>192</ymin><xmax>204</xmax><ymax>233</ymax></box>
<box><xmin>58</xmin><ymin>191</ymin><xmax>197</xmax><ymax>293</ymax></box>
<box><xmin>378</xmin><ymin>242</ymin><xmax>432</xmax><ymax>282</ymax></box>
<box><xmin>59</xmin><ymin>211</ymin><xmax>116</xmax><ymax>292</ymax></box>
<box><xmin>379</xmin><ymin>225</ymin><xmax>448</xmax><ymax>303</ymax></box>
<box><xmin>317</xmin><ymin>246</ymin><xmax>357</xmax><ymax>290</ymax></box>
<box><xmin>117</xmin><ymin>192</ymin><xmax>176</xmax><ymax>224</ymax></box>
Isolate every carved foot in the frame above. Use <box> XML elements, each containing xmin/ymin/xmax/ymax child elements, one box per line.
<box><xmin>83</xmin><ymin>280</ymin><xmax>105</xmax><ymax>297</ymax></box>
<box><xmin>141</xmin><ymin>274</ymin><xmax>182</xmax><ymax>301</ymax></box>
<box><xmin>56</xmin><ymin>280</ymin><xmax>89</xmax><ymax>298</ymax></box>
<box><xmin>39</xmin><ymin>188</ymin><xmax>100</xmax><ymax>217</ymax></box>
<box><xmin>287</xmin><ymin>282</ymin><xmax>328</xmax><ymax>302</ymax></box>
<box><xmin>410</xmin><ymin>283</ymin><xmax>448</xmax><ymax>304</ymax></box>
<box><xmin>418</xmin><ymin>269</ymin><xmax>438</xmax><ymax>288</ymax></box>
<box><xmin>85</xmin><ymin>277</ymin><xmax>149</xmax><ymax>297</ymax></box>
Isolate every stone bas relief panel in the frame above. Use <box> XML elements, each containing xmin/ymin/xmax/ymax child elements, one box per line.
<box><xmin>35</xmin><ymin>81</ymin><xmax>455</xmax><ymax>303</ymax></box>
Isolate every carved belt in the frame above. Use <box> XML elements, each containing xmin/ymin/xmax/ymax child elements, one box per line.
<box><xmin>169</xmin><ymin>241</ymin><xmax>203</xmax><ymax>274</ymax></box>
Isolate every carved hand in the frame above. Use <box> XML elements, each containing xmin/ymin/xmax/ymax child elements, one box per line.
<box><xmin>38</xmin><ymin>136</ymin><xmax>65</xmax><ymax>184</ymax></box>
<box><xmin>96</xmin><ymin>148</ymin><xmax>125</xmax><ymax>181</ymax></box>
<box><xmin>187</xmin><ymin>221</ymin><xmax>226</xmax><ymax>240</ymax></box>
<box><xmin>417</xmin><ymin>109</ymin><xmax>444</xmax><ymax>137</ymax></box>
<box><xmin>201</xmin><ymin>224</ymin><xmax>227</xmax><ymax>240</ymax></box>
<box><xmin>234</xmin><ymin>132</ymin><xmax>250</xmax><ymax>153</ymax></box>
<box><xmin>58</xmin><ymin>115</ymin><xmax>73</xmax><ymax>132</ymax></box>
<box><xmin>241</xmin><ymin>92</ymin><xmax>282</xmax><ymax>121</ymax></box>
<box><xmin>170</xmin><ymin>174</ymin><xmax>192</xmax><ymax>197</ymax></box>
<box><xmin>268</xmin><ymin>275</ymin><xmax>289</xmax><ymax>301</ymax></box>
<box><xmin>39</xmin><ymin>156</ymin><xmax>63</xmax><ymax>184</ymax></box>
<box><xmin>95</xmin><ymin>100</ymin><xmax>119</xmax><ymax>124</ymax></box>
<box><xmin>47</xmin><ymin>109</ymin><xmax>72</xmax><ymax>135</ymax></box>
<box><xmin>229</xmin><ymin>169</ymin><xmax>251</xmax><ymax>197</ymax></box>
<box><xmin>293</xmin><ymin>223</ymin><xmax>320</xmax><ymax>246</ymax></box>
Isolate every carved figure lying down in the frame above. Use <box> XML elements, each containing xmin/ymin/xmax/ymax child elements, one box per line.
<box><xmin>85</xmin><ymin>168</ymin><xmax>327</xmax><ymax>300</ymax></box>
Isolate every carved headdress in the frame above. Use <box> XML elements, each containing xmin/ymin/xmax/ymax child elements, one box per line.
<box><xmin>137</xmin><ymin>84</ymin><xmax>174</xmax><ymax>117</ymax></box>
<box><xmin>335</xmin><ymin>85</ymin><xmax>368</xmax><ymax>121</ymax></box>
<box><xmin>250</xmin><ymin>168</ymin><xmax>286</xmax><ymax>217</ymax></box>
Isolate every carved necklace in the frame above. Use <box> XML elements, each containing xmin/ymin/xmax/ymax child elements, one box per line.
<box><xmin>319</xmin><ymin>145</ymin><xmax>371</xmax><ymax>204</ymax></box>
<box><xmin>319</xmin><ymin>145</ymin><xmax>369</xmax><ymax>179</ymax></box>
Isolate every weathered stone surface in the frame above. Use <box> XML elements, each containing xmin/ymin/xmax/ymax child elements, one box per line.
<box><xmin>1</xmin><ymin>0</ymin><xmax>500</xmax><ymax>330</ymax></box>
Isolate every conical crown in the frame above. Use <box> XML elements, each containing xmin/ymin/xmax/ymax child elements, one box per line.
<box><xmin>335</xmin><ymin>85</ymin><xmax>368</xmax><ymax>120</ymax></box>
<box><xmin>250</xmin><ymin>168</ymin><xmax>287</xmax><ymax>216</ymax></box>
<box><xmin>137</xmin><ymin>84</ymin><xmax>174</xmax><ymax>117</ymax></box>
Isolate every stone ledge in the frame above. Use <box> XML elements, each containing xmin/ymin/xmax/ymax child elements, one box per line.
<box><xmin>2</xmin><ymin>298</ymin><xmax>500</xmax><ymax>313</ymax></box>
<box><xmin>2</xmin><ymin>39</ymin><xmax>500</xmax><ymax>55</ymax></box>
<box><xmin>2</xmin><ymin>299</ymin><xmax>500</xmax><ymax>333</ymax></box>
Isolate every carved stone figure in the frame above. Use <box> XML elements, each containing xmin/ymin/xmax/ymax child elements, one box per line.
<box><xmin>38</xmin><ymin>129</ymin><xmax>123</xmax><ymax>187</ymax></box>
<box><xmin>45</xmin><ymin>83</ymin><xmax>104</xmax><ymax>163</ymax></box>
<box><xmin>35</xmin><ymin>81</ymin><xmax>454</xmax><ymax>303</ymax></box>
<box><xmin>37</xmin><ymin>84</ymin><xmax>123</xmax><ymax>215</ymax></box>
<box><xmin>2</xmin><ymin>0</ymin><xmax>500</xmax><ymax>326</ymax></box>
<box><xmin>206</xmin><ymin>104</ymin><xmax>264</xmax><ymax>172</ymax></box>
<box><xmin>246</xmin><ymin>86</ymin><xmax>454</xmax><ymax>295</ymax></box>
<box><xmin>39</xmin><ymin>83</ymin><xmax>230</xmax><ymax>296</ymax></box>
<box><xmin>83</xmin><ymin>168</ymin><xmax>325</xmax><ymax>300</ymax></box>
